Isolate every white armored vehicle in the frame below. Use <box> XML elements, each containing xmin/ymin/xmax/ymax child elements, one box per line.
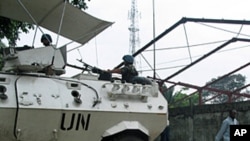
<box><xmin>0</xmin><ymin>0</ymin><xmax>168</xmax><ymax>141</ymax></box>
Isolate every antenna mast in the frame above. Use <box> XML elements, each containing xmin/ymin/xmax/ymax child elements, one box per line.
<box><xmin>128</xmin><ymin>0</ymin><xmax>141</xmax><ymax>71</ymax></box>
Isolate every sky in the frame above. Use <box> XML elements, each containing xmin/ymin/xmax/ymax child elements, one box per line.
<box><xmin>13</xmin><ymin>0</ymin><xmax>250</xmax><ymax>91</ymax></box>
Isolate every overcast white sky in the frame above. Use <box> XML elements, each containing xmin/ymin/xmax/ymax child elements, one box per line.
<box><xmin>85</xmin><ymin>0</ymin><xmax>250</xmax><ymax>86</ymax></box>
<box><xmin>15</xmin><ymin>0</ymin><xmax>250</xmax><ymax>90</ymax></box>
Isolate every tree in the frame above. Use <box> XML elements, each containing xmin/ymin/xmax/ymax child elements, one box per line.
<box><xmin>160</xmin><ymin>83</ymin><xmax>174</xmax><ymax>102</ymax></box>
<box><xmin>202</xmin><ymin>74</ymin><xmax>247</xmax><ymax>104</ymax></box>
<box><xmin>0</xmin><ymin>17</ymin><xmax>34</xmax><ymax>46</ymax></box>
<box><xmin>71</xmin><ymin>0</ymin><xmax>91</xmax><ymax>10</ymax></box>
<box><xmin>0</xmin><ymin>0</ymin><xmax>90</xmax><ymax>46</ymax></box>
<box><xmin>169</xmin><ymin>87</ymin><xmax>199</xmax><ymax>108</ymax></box>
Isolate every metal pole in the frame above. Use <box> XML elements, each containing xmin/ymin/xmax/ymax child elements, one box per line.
<box><xmin>152</xmin><ymin>0</ymin><xmax>156</xmax><ymax>79</ymax></box>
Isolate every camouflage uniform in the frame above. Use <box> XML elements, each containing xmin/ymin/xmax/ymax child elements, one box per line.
<box><xmin>120</xmin><ymin>64</ymin><xmax>138</xmax><ymax>83</ymax></box>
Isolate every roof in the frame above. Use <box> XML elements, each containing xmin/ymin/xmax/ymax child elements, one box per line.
<box><xmin>0</xmin><ymin>0</ymin><xmax>113</xmax><ymax>45</ymax></box>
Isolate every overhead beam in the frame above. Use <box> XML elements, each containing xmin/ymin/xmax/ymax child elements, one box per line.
<box><xmin>115</xmin><ymin>17</ymin><xmax>250</xmax><ymax>69</ymax></box>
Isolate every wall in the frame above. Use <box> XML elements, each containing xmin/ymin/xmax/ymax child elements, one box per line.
<box><xmin>168</xmin><ymin>101</ymin><xmax>250</xmax><ymax>141</ymax></box>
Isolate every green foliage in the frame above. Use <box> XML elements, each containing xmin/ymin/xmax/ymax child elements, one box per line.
<box><xmin>169</xmin><ymin>87</ymin><xmax>199</xmax><ymax>108</ymax></box>
<box><xmin>162</xmin><ymin>74</ymin><xmax>247</xmax><ymax>108</ymax></box>
<box><xmin>202</xmin><ymin>74</ymin><xmax>247</xmax><ymax>104</ymax></box>
<box><xmin>70</xmin><ymin>0</ymin><xmax>91</xmax><ymax>10</ymax></box>
<box><xmin>0</xmin><ymin>17</ymin><xmax>34</xmax><ymax>46</ymax></box>
<box><xmin>161</xmin><ymin>84</ymin><xmax>174</xmax><ymax>102</ymax></box>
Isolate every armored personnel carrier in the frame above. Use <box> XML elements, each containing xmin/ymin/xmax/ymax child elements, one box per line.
<box><xmin>0</xmin><ymin>0</ymin><xmax>168</xmax><ymax>141</ymax></box>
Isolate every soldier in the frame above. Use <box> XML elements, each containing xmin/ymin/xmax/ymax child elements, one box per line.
<box><xmin>41</xmin><ymin>34</ymin><xmax>52</xmax><ymax>46</ymax></box>
<box><xmin>40</xmin><ymin>34</ymin><xmax>54</xmax><ymax>75</ymax></box>
<box><xmin>107</xmin><ymin>55</ymin><xmax>138</xmax><ymax>83</ymax></box>
<box><xmin>107</xmin><ymin>55</ymin><xmax>152</xmax><ymax>85</ymax></box>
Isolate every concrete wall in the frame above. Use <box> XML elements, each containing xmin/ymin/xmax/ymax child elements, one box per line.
<box><xmin>168</xmin><ymin>101</ymin><xmax>250</xmax><ymax>141</ymax></box>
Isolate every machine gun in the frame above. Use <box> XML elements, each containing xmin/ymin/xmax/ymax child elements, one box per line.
<box><xmin>67</xmin><ymin>59</ymin><xmax>112</xmax><ymax>81</ymax></box>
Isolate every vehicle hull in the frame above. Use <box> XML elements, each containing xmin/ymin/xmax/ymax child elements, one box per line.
<box><xmin>0</xmin><ymin>73</ymin><xmax>168</xmax><ymax>141</ymax></box>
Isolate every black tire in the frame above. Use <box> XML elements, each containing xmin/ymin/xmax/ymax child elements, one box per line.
<box><xmin>102</xmin><ymin>130</ymin><xmax>148</xmax><ymax>141</ymax></box>
<box><xmin>113</xmin><ymin>133</ymin><xmax>145</xmax><ymax>141</ymax></box>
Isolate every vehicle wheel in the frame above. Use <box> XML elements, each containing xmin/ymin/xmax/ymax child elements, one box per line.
<box><xmin>102</xmin><ymin>130</ymin><xmax>148</xmax><ymax>141</ymax></box>
<box><xmin>113</xmin><ymin>133</ymin><xmax>145</xmax><ymax>141</ymax></box>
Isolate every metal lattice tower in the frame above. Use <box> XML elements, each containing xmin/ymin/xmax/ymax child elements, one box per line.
<box><xmin>128</xmin><ymin>0</ymin><xmax>141</xmax><ymax>70</ymax></box>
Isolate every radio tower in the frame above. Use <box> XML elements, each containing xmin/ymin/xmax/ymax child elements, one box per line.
<box><xmin>128</xmin><ymin>0</ymin><xmax>141</xmax><ymax>71</ymax></box>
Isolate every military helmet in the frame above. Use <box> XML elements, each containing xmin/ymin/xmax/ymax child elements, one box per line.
<box><xmin>122</xmin><ymin>55</ymin><xmax>134</xmax><ymax>64</ymax></box>
<box><xmin>41</xmin><ymin>34</ymin><xmax>52</xmax><ymax>43</ymax></box>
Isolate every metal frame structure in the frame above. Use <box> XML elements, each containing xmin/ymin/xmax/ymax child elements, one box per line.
<box><xmin>116</xmin><ymin>17</ymin><xmax>250</xmax><ymax>68</ymax></box>
<box><xmin>115</xmin><ymin>17</ymin><xmax>250</xmax><ymax>105</ymax></box>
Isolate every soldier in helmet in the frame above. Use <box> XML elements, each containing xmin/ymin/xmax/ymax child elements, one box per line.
<box><xmin>107</xmin><ymin>55</ymin><xmax>138</xmax><ymax>83</ymax></box>
<box><xmin>39</xmin><ymin>34</ymin><xmax>54</xmax><ymax>75</ymax></box>
<box><xmin>41</xmin><ymin>34</ymin><xmax>52</xmax><ymax>46</ymax></box>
